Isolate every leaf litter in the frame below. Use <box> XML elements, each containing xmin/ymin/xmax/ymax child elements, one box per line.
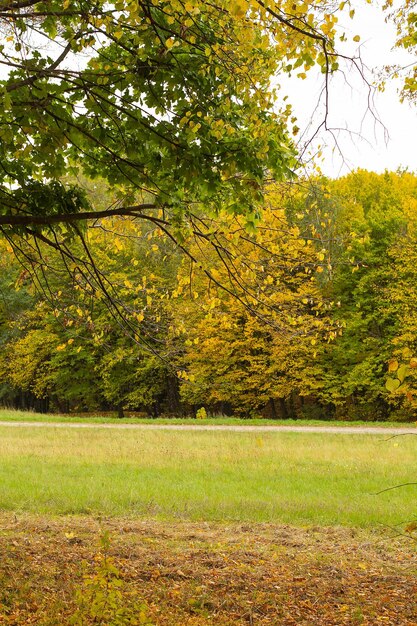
<box><xmin>0</xmin><ymin>514</ymin><xmax>416</xmax><ymax>625</ymax></box>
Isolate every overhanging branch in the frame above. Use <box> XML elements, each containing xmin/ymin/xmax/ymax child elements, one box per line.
<box><xmin>0</xmin><ymin>203</ymin><xmax>166</xmax><ymax>227</ymax></box>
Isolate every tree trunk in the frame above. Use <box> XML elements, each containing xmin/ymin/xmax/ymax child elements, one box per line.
<box><xmin>279</xmin><ymin>397</ymin><xmax>289</xmax><ymax>420</ymax></box>
<box><xmin>269</xmin><ymin>398</ymin><xmax>278</xmax><ymax>420</ymax></box>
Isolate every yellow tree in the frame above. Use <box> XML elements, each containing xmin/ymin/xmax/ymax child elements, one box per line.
<box><xmin>173</xmin><ymin>185</ymin><xmax>338</xmax><ymax>416</ymax></box>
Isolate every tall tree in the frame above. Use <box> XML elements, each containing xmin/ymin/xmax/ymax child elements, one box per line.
<box><xmin>173</xmin><ymin>188</ymin><xmax>338</xmax><ymax>416</ymax></box>
<box><xmin>308</xmin><ymin>170</ymin><xmax>417</xmax><ymax>420</ymax></box>
<box><xmin>0</xmin><ymin>0</ymin><xmax>348</xmax><ymax>316</ymax></box>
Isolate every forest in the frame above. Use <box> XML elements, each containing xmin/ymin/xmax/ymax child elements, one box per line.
<box><xmin>1</xmin><ymin>0</ymin><xmax>417</xmax><ymax>421</ymax></box>
<box><xmin>1</xmin><ymin>169</ymin><xmax>417</xmax><ymax>421</ymax></box>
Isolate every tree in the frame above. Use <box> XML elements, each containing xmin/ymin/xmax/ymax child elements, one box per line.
<box><xmin>307</xmin><ymin>170</ymin><xmax>417</xmax><ymax>420</ymax></box>
<box><xmin>0</xmin><ymin>0</ymin><xmax>347</xmax><ymax>310</ymax></box>
<box><xmin>383</xmin><ymin>0</ymin><xmax>417</xmax><ymax>101</ymax></box>
<box><xmin>172</xmin><ymin>188</ymin><xmax>339</xmax><ymax>416</ymax></box>
<box><xmin>0</xmin><ymin>213</ymin><xmax>185</xmax><ymax>414</ymax></box>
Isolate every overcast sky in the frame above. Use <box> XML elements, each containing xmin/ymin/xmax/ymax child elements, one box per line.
<box><xmin>283</xmin><ymin>1</ymin><xmax>417</xmax><ymax>178</ymax></box>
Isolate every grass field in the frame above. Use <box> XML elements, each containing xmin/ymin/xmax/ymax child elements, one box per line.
<box><xmin>2</xmin><ymin>419</ymin><xmax>417</xmax><ymax>625</ymax></box>
<box><xmin>0</xmin><ymin>424</ymin><xmax>416</xmax><ymax>528</ymax></box>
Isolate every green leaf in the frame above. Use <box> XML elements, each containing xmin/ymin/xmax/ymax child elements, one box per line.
<box><xmin>397</xmin><ymin>364</ymin><xmax>409</xmax><ymax>383</ymax></box>
<box><xmin>385</xmin><ymin>377</ymin><xmax>401</xmax><ymax>392</ymax></box>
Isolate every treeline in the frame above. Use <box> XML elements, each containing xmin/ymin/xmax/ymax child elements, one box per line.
<box><xmin>1</xmin><ymin>170</ymin><xmax>417</xmax><ymax>420</ymax></box>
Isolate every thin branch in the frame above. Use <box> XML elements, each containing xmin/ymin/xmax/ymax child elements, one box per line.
<box><xmin>0</xmin><ymin>203</ymin><xmax>163</xmax><ymax>227</ymax></box>
<box><xmin>0</xmin><ymin>0</ymin><xmax>40</xmax><ymax>9</ymax></box>
<box><xmin>381</xmin><ymin>433</ymin><xmax>417</xmax><ymax>442</ymax></box>
<box><xmin>6</xmin><ymin>42</ymin><xmax>74</xmax><ymax>93</ymax></box>
<box><xmin>374</xmin><ymin>482</ymin><xmax>417</xmax><ymax>495</ymax></box>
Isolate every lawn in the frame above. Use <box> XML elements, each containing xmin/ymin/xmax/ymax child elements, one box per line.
<box><xmin>1</xmin><ymin>423</ymin><xmax>417</xmax><ymax>625</ymax></box>
<box><xmin>0</xmin><ymin>424</ymin><xmax>415</xmax><ymax>528</ymax></box>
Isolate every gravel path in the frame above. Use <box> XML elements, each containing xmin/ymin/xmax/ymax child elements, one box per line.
<box><xmin>0</xmin><ymin>421</ymin><xmax>416</xmax><ymax>435</ymax></box>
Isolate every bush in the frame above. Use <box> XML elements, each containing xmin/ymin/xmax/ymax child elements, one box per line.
<box><xmin>70</xmin><ymin>532</ymin><xmax>153</xmax><ymax>626</ymax></box>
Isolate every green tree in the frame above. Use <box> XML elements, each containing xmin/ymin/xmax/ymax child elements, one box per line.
<box><xmin>0</xmin><ymin>211</ymin><xmax>184</xmax><ymax>415</ymax></box>
<box><xmin>0</xmin><ymin>0</ymin><xmax>352</xmax><ymax>315</ymax></box>
<box><xmin>309</xmin><ymin>170</ymin><xmax>417</xmax><ymax>420</ymax></box>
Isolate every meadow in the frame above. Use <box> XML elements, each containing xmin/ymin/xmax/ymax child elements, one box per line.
<box><xmin>0</xmin><ymin>422</ymin><xmax>416</xmax><ymax>528</ymax></box>
<box><xmin>2</xmin><ymin>419</ymin><xmax>417</xmax><ymax>625</ymax></box>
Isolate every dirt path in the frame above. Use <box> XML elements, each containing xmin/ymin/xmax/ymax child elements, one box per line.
<box><xmin>0</xmin><ymin>420</ymin><xmax>416</xmax><ymax>435</ymax></box>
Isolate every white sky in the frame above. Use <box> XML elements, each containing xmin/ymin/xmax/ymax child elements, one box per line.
<box><xmin>283</xmin><ymin>1</ymin><xmax>417</xmax><ymax>178</ymax></box>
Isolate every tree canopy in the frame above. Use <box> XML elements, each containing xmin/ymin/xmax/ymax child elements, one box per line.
<box><xmin>0</xmin><ymin>0</ymin><xmax>340</xmax><ymax>234</ymax></box>
<box><xmin>0</xmin><ymin>0</ymin><xmax>353</xmax><ymax>339</ymax></box>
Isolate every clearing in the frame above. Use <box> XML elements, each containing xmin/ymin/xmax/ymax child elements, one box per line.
<box><xmin>0</xmin><ymin>425</ymin><xmax>416</xmax><ymax>526</ymax></box>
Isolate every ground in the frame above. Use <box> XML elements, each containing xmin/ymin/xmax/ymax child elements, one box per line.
<box><xmin>0</xmin><ymin>514</ymin><xmax>416</xmax><ymax>625</ymax></box>
<box><xmin>1</xmin><ymin>419</ymin><xmax>416</xmax><ymax>624</ymax></box>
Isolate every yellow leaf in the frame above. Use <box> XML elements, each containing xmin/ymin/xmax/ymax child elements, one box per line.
<box><xmin>388</xmin><ymin>358</ymin><xmax>399</xmax><ymax>373</ymax></box>
<box><xmin>386</xmin><ymin>377</ymin><xmax>401</xmax><ymax>392</ymax></box>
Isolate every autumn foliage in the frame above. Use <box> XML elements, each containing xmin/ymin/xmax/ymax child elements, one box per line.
<box><xmin>0</xmin><ymin>171</ymin><xmax>416</xmax><ymax>420</ymax></box>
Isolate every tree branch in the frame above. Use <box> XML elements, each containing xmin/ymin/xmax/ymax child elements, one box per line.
<box><xmin>6</xmin><ymin>42</ymin><xmax>74</xmax><ymax>93</ymax></box>
<box><xmin>0</xmin><ymin>203</ymin><xmax>164</xmax><ymax>227</ymax></box>
<box><xmin>0</xmin><ymin>0</ymin><xmax>40</xmax><ymax>9</ymax></box>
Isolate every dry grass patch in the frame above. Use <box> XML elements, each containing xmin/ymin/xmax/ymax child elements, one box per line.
<box><xmin>0</xmin><ymin>514</ymin><xmax>416</xmax><ymax>625</ymax></box>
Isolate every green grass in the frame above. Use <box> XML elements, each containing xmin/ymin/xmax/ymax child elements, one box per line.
<box><xmin>0</xmin><ymin>425</ymin><xmax>416</xmax><ymax>527</ymax></box>
<box><xmin>0</xmin><ymin>408</ymin><xmax>414</xmax><ymax>428</ymax></box>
